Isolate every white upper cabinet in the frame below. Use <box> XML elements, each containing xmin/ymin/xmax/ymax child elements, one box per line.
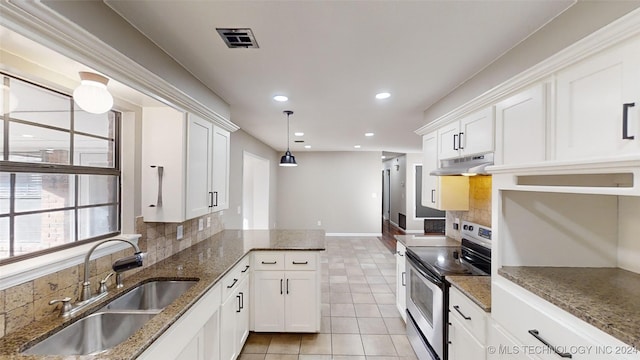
<box><xmin>422</xmin><ymin>131</ymin><xmax>469</xmax><ymax>211</ymax></box>
<box><xmin>438</xmin><ymin>107</ymin><xmax>494</xmax><ymax>161</ymax></box>
<box><xmin>142</xmin><ymin>107</ymin><xmax>231</xmax><ymax>222</ymax></box>
<box><xmin>495</xmin><ymin>83</ymin><xmax>548</xmax><ymax>166</ymax></box>
<box><xmin>555</xmin><ymin>37</ymin><xmax>640</xmax><ymax>161</ymax></box>
<box><xmin>186</xmin><ymin>114</ymin><xmax>214</xmax><ymax>219</ymax></box>
<box><xmin>212</xmin><ymin>126</ymin><xmax>230</xmax><ymax>212</ymax></box>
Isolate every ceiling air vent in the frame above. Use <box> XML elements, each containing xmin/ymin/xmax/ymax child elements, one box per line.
<box><xmin>216</xmin><ymin>28</ymin><xmax>259</xmax><ymax>48</ymax></box>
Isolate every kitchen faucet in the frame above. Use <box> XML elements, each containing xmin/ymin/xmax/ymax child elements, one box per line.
<box><xmin>50</xmin><ymin>237</ymin><xmax>145</xmax><ymax>318</ymax></box>
<box><xmin>82</xmin><ymin>238</ymin><xmax>144</xmax><ymax>301</ymax></box>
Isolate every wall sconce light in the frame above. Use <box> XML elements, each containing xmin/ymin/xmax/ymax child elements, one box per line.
<box><xmin>73</xmin><ymin>71</ymin><xmax>113</xmax><ymax>114</ymax></box>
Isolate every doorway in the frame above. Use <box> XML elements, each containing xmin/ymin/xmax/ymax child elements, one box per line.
<box><xmin>242</xmin><ymin>152</ymin><xmax>270</xmax><ymax>229</ymax></box>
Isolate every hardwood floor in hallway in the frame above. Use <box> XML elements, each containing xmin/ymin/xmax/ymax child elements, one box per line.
<box><xmin>238</xmin><ymin>235</ymin><xmax>418</xmax><ymax>360</ymax></box>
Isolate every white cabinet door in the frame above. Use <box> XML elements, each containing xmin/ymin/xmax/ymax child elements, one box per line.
<box><xmin>421</xmin><ymin>132</ymin><xmax>439</xmax><ymax>208</ymax></box>
<box><xmin>212</xmin><ymin>126</ymin><xmax>230</xmax><ymax>212</ymax></box>
<box><xmin>495</xmin><ymin>83</ymin><xmax>547</xmax><ymax>165</ymax></box>
<box><xmin>237</xmin><ymin>276</ymin><xmax>250</xmax><ymax>346</ymax></box>
<box><xmin>460</xmin><ymin>107</ymin><xmax>494</xmax><ymax>157</ymax></box>
<box><xmin>488</xmin><ymin>323</ymin><xmax>540</xmax><ymax>360</ymax></box>
<box><xmin>253</xmin><ymin>270</ymin><xmax>286</xmax><ymax>332</ymax></box>
<box><xmin>437</xmin><ymin>121</ymin><xmax>461</xmax><ymax>160</ymax></box>
<box><xmin>176</xmin><ymin>330</ymin><xmax>204</xmax><ymax>360</ymax></box>
<box><xmin>220</xmin><ymin>290</ymin><xmax>241</xmax><ymax>360</ymax></box>
<box><xmin>555</xmin><ymin>38</ymin><xmax>640</xmax><ymax>160</ymax></box>
<box><xmin>141</xmin><ymin>106</ymin><xmax>187</xmax><ymax>223</ymax></box>
<box><xmin>422</xmin><ymin>132</ymin><xmax>469</xmax><ymax>211</ymax></box>
<box><xmin>186</xmin><ymin>113</ymin><xmax>213</xmax><ymax>219</ymax></box>
<box><xmin>202</xmin><ymin>308</ymin><xmax>220</xmax><ymax>360</ymax></box>
<box><xmin>395</xmin><ymin>242</ymin><xmax>407</xmax><ymax>322</ymax></box>
<box><xmin>285</xmin><ymin>271</ymin><xmax>317</xmax><ymax>332</ymax></box>
<box><xmin>449</xmin><ymin>316</ymin><xmax>485</xmax><ymax>360</ymax></box>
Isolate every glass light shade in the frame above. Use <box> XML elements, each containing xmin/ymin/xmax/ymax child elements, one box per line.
<box><xmin>73</xmin><ymin>72</ymin><xmax>113</xmax><ymax>114</ymax></box>
<box><xmin>279</xmin><ymin>150</ymin><xmax>298</xmax><ymax>167</ymax></box>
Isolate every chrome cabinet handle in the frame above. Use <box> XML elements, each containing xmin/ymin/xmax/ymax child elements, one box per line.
<box><xmin>623</xmin><ymin>102</ymin><xmax>636</xmax><ymax>140</ymax></box>
<box><xmin>213</xmin><ymin>191</ymin><xmax>219</xmax><ymax>207</ymax></box>
<box><xmin>149</xmin><ymin>166</ymin><xmax>164</xmax><ymax>207</ymax></box>
<box><xmin>458</xmin><ymin>132</ymin><xmax>464</xmax><ymax>149</ymax></box>
<box><xmin>453</xmin><ymin>133</ymin><xmax>459</xmax><ymax>150</ymax></box>
<box><xmin>528</xmin><ymin>329</ymin><xmax>572</xmax><ymax>358</ymax></box>
<box><xmin>209</xmin><ymin>191</ymin><xmax>214</xmax><ymax>208</ymax></box>
<box><xmin>453</xmin><ymin>305</ymin><xmax>471</xmax><ymax>320</ymax></box>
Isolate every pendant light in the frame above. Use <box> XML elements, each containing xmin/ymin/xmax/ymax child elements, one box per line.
<box><xmin>279</xmin><ymin>110</ymin><xmax>298</xmax><ymax>167</ymax></box>
<box><xmin>73</xmin><ymin>71</ymin><xmax>114</xmax><ymax>114</ymax></box>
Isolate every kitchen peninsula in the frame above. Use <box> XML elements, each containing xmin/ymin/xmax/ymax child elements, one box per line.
<box><xmin>0</xmin><ymin>229</ymin><xmax>325</xmax><ymax>359</ymax></box>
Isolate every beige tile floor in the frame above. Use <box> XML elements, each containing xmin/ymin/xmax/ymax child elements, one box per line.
<box><xmin>239</xmin><ymin>236</ymin><xmax>418</xmax><ymax>360</ymax></box>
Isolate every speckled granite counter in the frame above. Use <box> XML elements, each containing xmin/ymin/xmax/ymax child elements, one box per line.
<box><xmin>446</xmin><ymin>275</ymin><xmax>491</xmax><ymax>312</ymax></box>
<box><xmin>394</xmin><ymin>234</ymin><xmax>459</xmax><ymax>247</ymax></box>
<box><xmin>0</xmin><ymin>229</ymin><xmax>325</xmax><ymax>359</ymax></box>
<box><xmin>499</xmin><ymin>266</ymin><xmax>640</xmax><ymax>349</ymax></box>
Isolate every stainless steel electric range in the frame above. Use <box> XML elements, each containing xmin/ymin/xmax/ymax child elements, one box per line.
<box><xmin>405</xmin><ymin>221</ymin><xmax>491</xmax><ymax>360</ymax></box>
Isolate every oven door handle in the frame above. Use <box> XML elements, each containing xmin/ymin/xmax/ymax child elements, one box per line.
<box><xmin>406</xmin><ymin>251</ymin><xmax>444</xmax><ymax>286</ymax></box>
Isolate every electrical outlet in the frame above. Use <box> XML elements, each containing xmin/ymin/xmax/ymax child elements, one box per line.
<box><xmin>453</xmin><ymin>218</ymin><xmax>460</xmax><ymax>230</ymax></box>
<box><xmin>317</xmin><ymin>220</ymin><xmax>322</xmax><ymax>226</ymax></box>
<box><xmin>198</xmin><ymin>219</ymin><xmax>204</xmax><ymax>231</ymax></box>
<box><xmin>207</xmin><ymin>217</ymin><xmax>211</xmax><ymax>228</ymax></box>
<box><xmin>177</xmin><ymin>225</ymin><xmax>184</xmax><ymax>240</ymax></box>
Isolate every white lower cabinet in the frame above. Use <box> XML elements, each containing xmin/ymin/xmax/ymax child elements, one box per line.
<box><xmin>221</xmin><ymin>264</ymin><xmax>250</xmax><ymax>360</ymax></box>
<box><xmin>395</xmin><ymin>242</ymin><xmax>407</xmax><ymax>322</ymax></box>
<box><xmin>488</xmin><ymin>322</ymin><xmax>540</xmax><ymax>360</ymax></box>
<box><xmin>492</xmin><ymin>279</ymin><xmax>640</xmax><ymax>360</ymax></box>
<box><xmin>138</xmin><ymin>283</ymin><xmax>221</xmax><ymax>360</ymax></box>
<box><xmin>448</xmin><ymin>286</ymin><xmax>488</xmax><ymax>360</ymax></box>
<box><xmin>252</xmin><ymin>251</ymin><xmax>320</xmax><ymax>332</ymax></box>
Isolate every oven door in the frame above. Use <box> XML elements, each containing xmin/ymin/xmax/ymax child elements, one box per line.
<box><xmin>406</xmin><ymin>252</ymin><xmax>444</xmax><ymax>360</ymax></box>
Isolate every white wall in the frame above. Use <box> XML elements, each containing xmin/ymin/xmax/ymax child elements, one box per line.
<box><xmin>276</xmin><ymin>152</ymin><xmax>382</xmax><ymax>235</ymax></box>
<box><xmin>222</xmin><ymin>130</ymin><xmax>279</xmax><ymax>230</ymax></box>
<box><xmin>423</xmin><ymin>1</ymin><xmax>640</xmax><ymax>125</ymax></box>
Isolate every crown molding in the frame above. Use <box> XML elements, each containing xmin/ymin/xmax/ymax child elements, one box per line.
<box><xmin>0</xmin><ymin>0</ymin><xmax>239</xmax><ymax>132</ymax></box>
<box><xmin>416</xmin><ymin>7</ymin><xmax>640</xmax><ymax>136</ymax></box>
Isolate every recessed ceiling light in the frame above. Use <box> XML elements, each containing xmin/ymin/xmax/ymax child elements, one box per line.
<box><xmin>22</xmin><ymin>134</ymin><xmax>34</xmax><ymax>138</ymax></box>
<box><xmin>354</xmin><ymin>145</ymin><xmax>361</xmax><ymax>149</ymax></box>
<box><xmin>304</xmin><ymin>145</ymin><xmax>311</xmax><ymax>149</ymax></box>
<box><xmin>381</xmin><ymin>155</ymin><xmax>386</xmax><ymax>159</ymax></box>
<box><xmin>375</xmin><ymin>92</ymin><xmax>391</xmax><ymax>100</ymax></box>
<box><xmin>365</xmin><ymin>132</ymin><xmax>374</xmax><ymax>137</ymax></box>
<box><xmin>273</xmin><ymin>95</ymin><xmax>288</xmax><ymax>102</ymax></box>
<box><xmin>294</xmin><ymin>132</ymin><xmax>304</xmax><ymax>136</ymax></box>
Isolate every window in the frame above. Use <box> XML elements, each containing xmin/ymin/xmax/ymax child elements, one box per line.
<box><xmin>0</xmin><ymin>73</ymin><xmax>120</xmax><ymax>263</ymax></box>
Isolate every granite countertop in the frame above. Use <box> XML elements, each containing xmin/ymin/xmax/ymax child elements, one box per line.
<box><xmin>0</xmin><ymin>229</ymin><xmax>325</xmax><ymax>359</ymax></box>
<box><xmin>446</xmin><ymin>275</ymin><xmax>491</xmax><ymax>312</ymax></box>
<box><xmin>499</xmin><ymin>266</ymin><xmax>640</xmax><ymax>349</ymax></box>
<box><xmin>394</xmin><ymin>234</ymin><xmax>460</xmax><ymax>247</ymax></box>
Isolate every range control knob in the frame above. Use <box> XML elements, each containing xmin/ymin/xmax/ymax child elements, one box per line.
<box><xmin>469</xmin><ymin>226</ymin><xmax>474</xmax><ymax>231</ymax></box>
<box><xmin>462</xmin><ymin>225</ymin><xmax>468</xmax><ymax>230</ymax></box>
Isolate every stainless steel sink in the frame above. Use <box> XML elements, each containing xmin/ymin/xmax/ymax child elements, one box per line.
<box><xmin>99</xmin><ymin>280</ymin><xmax>198</xmax><ymax>311</ymax></box>
<box><xmin>22</xmin><ymin>311</ymin><xmax>157</xmax><ymax>356</ymax></box>
<box><xmin>22</xmin><ymin>279</ymin><xmax>198</xmax><ymax>356</ymax></box>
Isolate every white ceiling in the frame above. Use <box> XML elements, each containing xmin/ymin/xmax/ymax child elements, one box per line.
<box><xmin>103</xmin><ymin>1</ymin><xmax>574</xmax><ymax>154</ymax></box>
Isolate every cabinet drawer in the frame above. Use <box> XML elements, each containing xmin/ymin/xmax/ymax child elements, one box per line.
<box><xmin>222</xmin><ymin>256</ymin><xmax>250</xmax><ymax>299</ymax></box>
<box><xmin>449</xmin><ymin>286</ymin><xmax>488</xmax><ymax>343</ymax></box>
<box><xmin>493</xmin><ymin>281</ymin><xmax>634</xmax><ymax>360</ymax></box>
<box><xmin>285</xmin><ymin>252</ymin><xmax>317</xmax><ymax>271</ymax></box>
<box><xmin>254</xmin><ymin>252</ymin><xmax>285</xmax><ymax>270</ymax></box>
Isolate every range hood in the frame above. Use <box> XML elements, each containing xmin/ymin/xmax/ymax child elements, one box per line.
<box><xmin>430</xmin><ymin>153</ymin><xmax>494</xmax><ymax>176</ymax></box>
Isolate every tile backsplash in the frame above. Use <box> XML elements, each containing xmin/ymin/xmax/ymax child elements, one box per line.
<box><xmin>446</xmin><ymin>176</ymin><xmax>492</xmax><ymax>239</ymax></box>
<box><xmin>0</xmin><ymin>213</ymin><xmax>223</xmax><ymax>338</ymax></box>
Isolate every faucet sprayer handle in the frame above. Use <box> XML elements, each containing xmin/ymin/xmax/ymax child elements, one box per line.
<box><xmin>49</xmin><ymin>297</ymin><xmax>72</xmax><ymax>317</ymax></box>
